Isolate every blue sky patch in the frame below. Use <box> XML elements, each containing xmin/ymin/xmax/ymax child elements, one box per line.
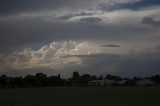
<box><xmin>101</xmin><ymin>0</ymin><xmax>160</xmax><ymax>11</ymax></box>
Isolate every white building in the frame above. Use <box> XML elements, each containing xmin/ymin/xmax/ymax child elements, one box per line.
<box><xmin>88</xmin><ymin>80</ymin><xmax>104</xmax><ymax>86</ymax></box>
<box><xmin>117</xmin><ymin>80</ymin><xmax>127</xmax><ymax>85</ymax></box>
<box><xmin>88</xmin><ymin>79</ymin><xmax>116</xmax><ymax>86</ymax></box>
<box><xmin>136</xmin><ymin>79</ymin><xmax>154</xmax><ymax>86</ymax></box>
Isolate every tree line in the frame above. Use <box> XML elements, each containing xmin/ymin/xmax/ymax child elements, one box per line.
<box><xmin>0</xmin><ymin>72</ymin><xmax>160</xmax><ymax>88</ymax></box>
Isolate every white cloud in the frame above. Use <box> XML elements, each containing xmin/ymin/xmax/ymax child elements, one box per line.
<box><xmin>0</xmin><ymin>41</ymin><xmax>100</xmax><ymax>71</ymax></box>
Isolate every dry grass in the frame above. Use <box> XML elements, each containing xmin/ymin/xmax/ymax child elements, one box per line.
<box><xmin>0</xmin><ymin>86</ymin><xmax>160</xmax><ymax>106</ymax></box>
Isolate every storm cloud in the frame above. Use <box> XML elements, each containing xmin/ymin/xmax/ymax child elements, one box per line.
<box><xmin>1</xmin><ymin>43</ymin><xmax>160</xmax><ymax>77</ymax></box>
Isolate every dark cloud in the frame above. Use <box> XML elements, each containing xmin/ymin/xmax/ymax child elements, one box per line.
<box><xmin>79</xmin><ymin>17</ymin><xmax>102</xmax><ymax>23</ymax></box>
<box><xmin>0</xmin><ymin>17</ymin><xmax>139</xmax><ymax>53</ymax></box>
<box><xmin>100</xmin><ymin>44</ymin><xmax>120</xmax><ymax>48</ymax></box>
<box><xmin>73</xmin><ymin>51</ymin><xmax>160</xmax><ymax>77</ymax></box>
<box><xmin>141</xmin><ymin>16</ymin><xmax>160</xmax><ymax>27</ymax></box>
<box><xmin>100</xmin><ymin>0</ymin><xmax>160</xmax><ymax>11</ymax></box>
<box><xmin>0</xmin><ymin>0</ymin><xmax>99</xmax><ymax>17</ymax></box>
<box><xmin>54</xmin><ymin>51</ymin><xmax>160</xmax><ymax>77</ymax></box>
<box><xmin>61</xmin><ymin>47</ymin><xmax>160</xmax><ymax>77</ymax></box>
<box><xmin>1</xmin><ymin>0</ymin><xmax>160</xmax><ymax>17</ymax></box>
<box><xmin>0</xmin><ymin>0</ymin><xmax>78</xmax><ymax>16</ymax></box>
<box><xmin>0</xmin><ymin>19</ymin><xmax>55</xmax><ymax>53</ymax></box>
<box><xmin>117</xmin><ymin>53</ymin><xmax>160</xmax><ymax>77</ymax></box>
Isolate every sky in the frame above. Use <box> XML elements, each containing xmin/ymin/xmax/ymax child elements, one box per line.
<box><xmin>0</xmin><ymin>0</ymin><xmax>160</xmax><ymax>77</ymax></box>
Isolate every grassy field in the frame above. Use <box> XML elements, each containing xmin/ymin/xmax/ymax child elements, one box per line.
<box><xmin>0</xmin><ymin>86</ymin><xmax>160</xmax><ymax>106</ymax></box>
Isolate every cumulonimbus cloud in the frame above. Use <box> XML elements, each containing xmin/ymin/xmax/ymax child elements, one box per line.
<box><xmin>0</xmin><ymin>41</ymin><xmax>99</xmax><ymax>71</ymax></box>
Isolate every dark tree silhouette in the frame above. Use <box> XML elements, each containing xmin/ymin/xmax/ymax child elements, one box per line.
<box><xmin>79</xmin><ymin>74</ymin><xmax>96</xmax><ymax>86</ymax></box>
<box><xmin>24</xmin><ymin>75</ymin><xmax>37</xmax><ymax>87</ymax></box>
<box><xmin>35</xmin><ymin>73</ymin><xmax>47</xmax><ymax>87</ymax></box>
<box><xmin>72</xmin><ymin>72</ymin><xmax>80</xmax><ymax>80</ymax></box>
<box><xmin>150</xmin><ymin>74</ymin><xmax>160</xmax><ymax>83</ymax></box>
<box><xmin>105</xmin><ymin>74</ymin><xmax>122</xmax><ymax>81</ymax></box>
<box><xmin>12</xmin><ymin>77</ymin><xmax>23</xmax><ymax>88</ymax></box>
<box><xmin>71</xmin><ymin>71</ymin><xmax>80</xmax><ymax>86</ymax></box>
<box><xmin>98</xmin><ymin>75</ymin><xmax>103</xmax><ymax>80</ymax></box>
<box><xmin>0</xmin><ymin>72</ymin><xmax>160</xmax><ymax>89</ymax></box>
<box><xmin>0</xmin><ymin>75</ymin><xmax>7</xmax><ymax>88</ymax></box>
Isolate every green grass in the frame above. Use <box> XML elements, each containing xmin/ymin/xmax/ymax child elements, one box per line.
<box><xmin>0</xmin><ymin>86</ymin><xmax>160</xmax><ymax>106</ymax></box>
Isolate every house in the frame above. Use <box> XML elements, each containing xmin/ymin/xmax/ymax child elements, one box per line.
<box><xmin>88</xmin><ymin>79</ymin><xmax>116</xmax><ymax>86</ymax></box>
<box><xmin>88</xmin><ymin>80</ymin><xmax>104</xmax><ymax>86</ymax></box>
<box><xmin>117</xmin><ymin>80</ymin><xmax>127</xmax><ymax>85</ymax></box>
<box><xmin>136</xmin><ymin>79</ymin><xmax>154</xmax><ymax>86</ymax></box>
<box><xmin>104</xmin><ymin>79</ymin><xmax>116</xmax><ymax>86</ymax></box>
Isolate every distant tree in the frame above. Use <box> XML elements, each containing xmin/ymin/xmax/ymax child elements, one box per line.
<box><xmin>133</xmin><ymin>77</ymin><xmax>142</xmax><ymax>81</ymax></box>
<box><xmin>98</xmin><ymin>75</ymin><xmax>103</xmax><ymax>80</ymax></box>
<box><xmin>1</xmin><ymin>72</ymin><xmax>160</xmax><ymax>88</ymax></box>
<box><xmin>24</xmin><ymin>75</ymin><xmax>36</xmax><ymax>87</ymax></box>
<box><xmin>150</xmin><ymin>74</ymin><xmax>160</xmax><ymax>83</ymax></box>
<box><xmin>35</xmin><ymin>73</ymin><xmax>47</xmax><ymax>86</ymax></box>
<box><xmin>47</xmin><ymin>76</ymin><xmax>57</xmax><ymax>86</ymax></box>
<box><xmin>125</xmin><ymin>79</ymin><xmax>136</xmax><ymax>86</ymax></box>
<box><xmin>0</xmin><ymin>75</ymin><xmax>7</xmax><ymax>88</ymax></box>
<box><xmin>105</xmin><ymin>74</ymin><xmax>123</xmax><ymax>81</ymax></box>
<box><xmin>79</xmin><ymin>74</ymin><xmax>93</xmax><ymax>85</ymax></box>
<box><xmin>47</xmin><ymin>74</ymin><xmax>66</xmax><ymax>86</ymax></box>
<box><xmin>58</xmin><ymin>74</ymin><xmax>61</xmax><ymax>79</ymax></box>
<box><xmin>13</xmin><ymin>77</ymin><xmax>24</xmax><ymax>88</ymax></box>
<box><xmin>72</xmin><ymin>72</ymin><xmax>80</xmax><ymax>80</ymax></box>
<box><xmin>92</xmin><ymin>75</ymin><xmax>97</xmax><ymax>80</ymax></box>
<box><xmin>71</xmin><ymin>71</ymin><xmax>80</xmax><ymax>86</ymax></box>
